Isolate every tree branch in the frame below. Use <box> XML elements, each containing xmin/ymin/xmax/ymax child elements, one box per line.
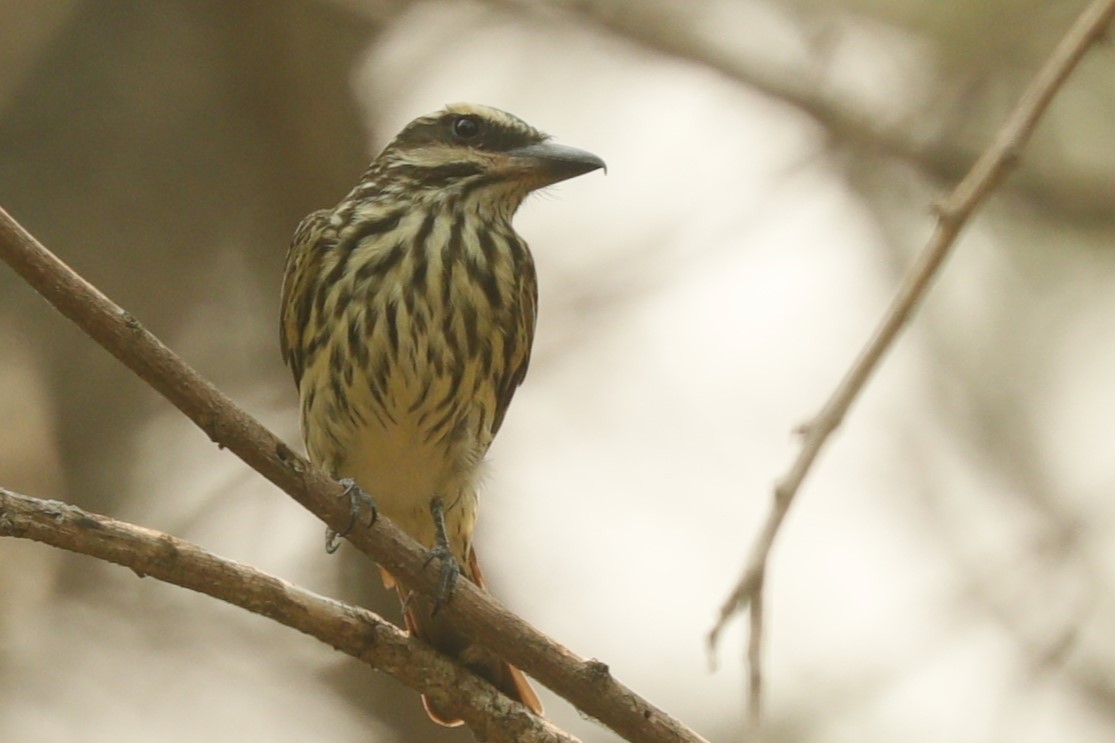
<box><xmin>708</xmin><ymin>0</ymin><xmax>1115</xmax><ymax>728</ymax></box>
<box><xmin>0</xmin><ymin>487</ymin><xmax>577</xmax><ymax>743</ymax></box>
<box><xmin>0</xmin><ymin>210</ymin><xmax>707</xmax><ymax>743</ymax></box>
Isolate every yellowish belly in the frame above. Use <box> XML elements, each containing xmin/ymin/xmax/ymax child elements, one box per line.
<box><xmin>299</xmin><ymin>347</ymin><xmax>486</xmax><ymax>562</ymax></box>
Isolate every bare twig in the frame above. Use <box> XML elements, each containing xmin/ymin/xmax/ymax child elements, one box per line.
<box><xmin>0</xmin><ymin>208</ymin><xmax>708</xmax><ymax>743</ymax></box>
<box><xmin>0</xmin><ymin>487</ymin><xmax>578</xmax><ymax>743</ymax></box>
<box><xmin>746</xmin><ymin>582</ymin><xmax>764</xmax><ymax>741</ymax></box>
<box><xmin>708</xmin><ymin>0</ymin><xmax>1115</xmax><ymax>727</ymax></box>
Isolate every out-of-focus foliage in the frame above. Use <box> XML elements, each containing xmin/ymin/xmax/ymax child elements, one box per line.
<box><xmin>1</xmin><ymin>1</ymin><xmax>1113</xmax><ymax>742</ymax></box>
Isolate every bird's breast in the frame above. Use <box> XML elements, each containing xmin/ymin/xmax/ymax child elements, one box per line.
<box><xmin>296</xmin><ymin>208</ymin><xmax>527</xmax><ymax>507</ymax></box>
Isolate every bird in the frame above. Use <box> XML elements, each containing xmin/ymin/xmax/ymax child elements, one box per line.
<box><xmin>279</xmin><ymin>103</ymin><xmax>604</xmax><ymax>725</ymax></box>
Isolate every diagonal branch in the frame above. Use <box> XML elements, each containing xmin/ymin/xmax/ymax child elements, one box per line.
<box><xmin>0</xmin><ymin>487</ymin><xmax>577</xmax><ymax>743</ymax></box>
<box><xmin>0</xmin><ymin>207</ymin><xmax>708</xmax><ymax>743</ymax></box>
<box><xmin>708</xmin><ymin>0</ymin><xmax>1115</xmax><ymax>728</ymax></box>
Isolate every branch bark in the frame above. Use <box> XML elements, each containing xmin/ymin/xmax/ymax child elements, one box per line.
<box><xmin>0</xmin><ymin>487</ymin><xmax>577</xmax><ymax>743</ymax></box>
<box><xmin>0</xmin><ymin>207</ymin><xmax>708</xmax><ymax>743</ymax></box>
<box><xmin>708</xmin><ymin>0</ymin><xmax>1115</xmax><ymax>731</ymax></box>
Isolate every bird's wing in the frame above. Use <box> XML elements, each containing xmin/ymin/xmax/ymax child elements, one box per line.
<box><xmin>280</xmin><ymin>208</ymin><xmax>333</xmax><ymax>388</ymax></box>
<box><xmin>490</xmin><ymin>253</ymin><xmax>538</xmax><ymax>437</ymax></box>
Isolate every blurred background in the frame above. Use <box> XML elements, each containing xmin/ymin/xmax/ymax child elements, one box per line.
<box><xmin>2</xmin><ymin>1</ymin><xmax>1114</xmax><ymax>741</ymax></box>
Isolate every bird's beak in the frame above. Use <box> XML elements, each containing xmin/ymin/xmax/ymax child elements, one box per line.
<box><xmin>500</xmin><ymin>142</ymin><xmax>607</xmax><ymax>185</ymax></box>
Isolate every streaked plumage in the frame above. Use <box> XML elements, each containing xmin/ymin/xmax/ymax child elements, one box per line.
<box><xmin>280</xmin><ymin>103</ymin><xmax>603</xmax><ymax>724</ymax></box>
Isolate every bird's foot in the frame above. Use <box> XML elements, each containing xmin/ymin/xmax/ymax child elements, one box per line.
<box><xmin>325</xmin><ymin>478</ymin><xmax>378</xmax><ymax>554</ymax></box>
<box><xmin>423</xmin><ymin>543</ymin><xmax>460</xmax><ymax>614</ymax></box>
<box><xmin>424</xmin><ymin>497</ymin><xmax>460</xmax><ymax>613</ymax></box>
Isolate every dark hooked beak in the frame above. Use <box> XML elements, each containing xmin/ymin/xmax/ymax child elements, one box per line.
<box><xmin>502</xmin><ymin>141</ymin><xmax>607</xmax><ymax>185</ymax></box>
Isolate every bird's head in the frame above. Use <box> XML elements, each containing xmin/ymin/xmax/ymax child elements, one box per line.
<box><xmin>364</xmin><ymin>103</ymin><xmax>605</xmax><ymax>214</ymax></box>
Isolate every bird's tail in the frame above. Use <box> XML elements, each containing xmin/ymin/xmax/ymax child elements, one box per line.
<box><xmin>381</xmin><ymin>548</ymin><xmax>543</xmax><ymax>726</ymax></box>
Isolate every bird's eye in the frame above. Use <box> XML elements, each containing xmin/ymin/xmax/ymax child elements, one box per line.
<box><xmin>451</xmin><ymin>116</ymin><xmax>482</xmax><ymax>141</ymax></box>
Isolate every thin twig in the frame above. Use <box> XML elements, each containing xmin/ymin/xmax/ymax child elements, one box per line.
<box><xmin>0</xmin><ymin>487</ymin><xmax>578</xmax><ymax>743</ymax></box>
<box><xmin>746</xmin><ymin>581</ymin><xmax>764</xmax><ymax>742</ymax></box>
<box><xmin>708</xmin><ymin>0</ymin><xmax>1115</xmax><ymax>724</ymax></box>
<box><xmin>0</xmin><ymin>208</ymin><xmax>708</xmax><ymax>743</ymax></box>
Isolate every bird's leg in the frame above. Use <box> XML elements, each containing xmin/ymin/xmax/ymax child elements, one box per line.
<box><xmin>325</xmin><ymin>477</ymin><xmax>378</xmax><ymax>554</ymax></box>
<box><xmin>424</xmin><ymin>497</ymin><xmax>460</xmax><ymax>613</ymax></box>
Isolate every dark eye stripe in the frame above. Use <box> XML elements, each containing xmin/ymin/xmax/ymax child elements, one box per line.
<box><xmin>390</xmin><ymin>115</ymin><xmax>543</xmax><ymax>154</ymax></box>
